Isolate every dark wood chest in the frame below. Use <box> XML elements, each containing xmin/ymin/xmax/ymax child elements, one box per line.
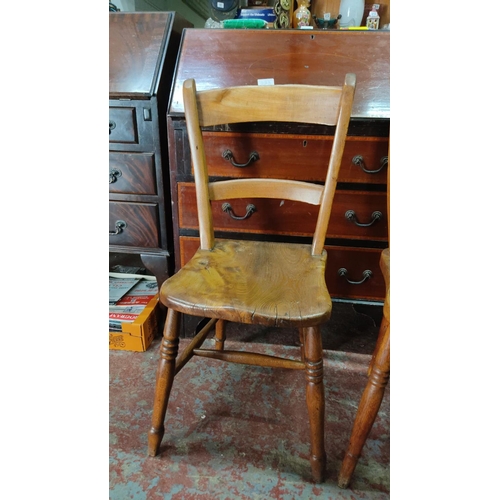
<box><xmin>167</xmin><ymin>29</ymin><xmax>390</xmax><ymax>303</ymax></box>
<box><xmin>109</xmin><ymin>12</ymin><xmax>192</xmax><ymax>287</ymax></box>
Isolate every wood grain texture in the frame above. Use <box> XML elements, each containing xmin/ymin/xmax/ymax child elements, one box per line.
<box><xmin>109</xmin><ymin>202</ymin><xmax>159</xmax><ymax>247</ymax></box>
<box><xmin>178</xmin><ymin>184</ymin><xmax>388</xmax><ymax>241</ymax></box>
<box><xmin>169</xmin><ymin>30</ymin><xmax>389</xmax><ymax>119</ymax></box>
<box><xmin>155</xmin><ymin>75</ymin><xmax>355</xmax><ymax>484</ymax></box>
<box><xmin>192</xmin><ymin>349</ymin><xmax>306</xmax><ymax>370</ymax></box>
<box><xmin>108</xmin><ymin>12</ymin><xmax>194</xmax><ymax>97</ymax></box>
<box><xmin>208</xmin><ymin>178</ymin><xmax>323</xmax><ymax>205</ymax></box>
<box><xmin>179</xmin><ymin>237</ymin><xmax>387</xmax><ymax>301</ymax></box>
<box><xmin>200</xmin><ymin>133</ymin><xmax>389</xmax><ymax>184</ymax></box>
<box><xmin>109</xmin><ymin>12</ymin><xmax>192</xmax><ymax>288</ymax></box>
<box><xmin>182</xmin><ymin>76</ymin><xmax>356</xmax><ymax>255</ymax></box>
<box><xmin>161</xmin><ymin>239</ymin><xmax>332</xmax><ymax>327</ymax></box>
<box><xmin>196</xmin><ymin>85</ymin><xmax>342</xmax><ymax>127</ymax></box>
<box><xmin>109</xmin><ymin>152</ymin><xmax>156</xmax><ymax>195</ymax></box>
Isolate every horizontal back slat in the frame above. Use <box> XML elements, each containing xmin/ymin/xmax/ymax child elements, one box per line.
<box><xmin>197</xmin><ymin>85</ymin><xmax>342</xmax><ymax>127</ymax></box>
<box><xmin>183</xmin><ymin>75</ymin><xmax>356</xmax><ymax>252</ymax></box>
<box><xmin>208</xmin><ymin>178</ymin><xmax>324</xmax><ymax>205</ymax></box>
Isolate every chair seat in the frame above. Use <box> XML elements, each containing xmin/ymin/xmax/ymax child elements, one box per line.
<box><xmin>161</xmin><ymin>239</ymin><xmax>332</xmax><ymax>327</ymax></box>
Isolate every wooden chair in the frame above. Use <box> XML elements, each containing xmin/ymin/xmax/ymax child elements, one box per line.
<box><xmin>148</xmin><ymin>75</ymin><xmax>357</xmax><ymax>483</ymax></box>
<box><xmin>338</xmin><ymin>142</ymin><xmax>390</xmax><ymax>489</ymax></box>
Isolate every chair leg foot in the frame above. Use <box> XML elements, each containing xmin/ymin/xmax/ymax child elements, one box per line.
<box><xmin>148</xmin><ymin>309</ymin><xmax>181</xmax><ymax>457</ymax></box>
<box><xmin>147</xmin><ymin>426</ymin><xmax>164</xmax><ymax>456</ymax></box>
<box><xmin>310</xmin><ymin>454</ymin><xmax>326</xmax><ymax>483</ymax></box>
<box><xmin>338</xmin><ymin>451</ymin><xmax>358</xmax><ymax>488</ymax></box>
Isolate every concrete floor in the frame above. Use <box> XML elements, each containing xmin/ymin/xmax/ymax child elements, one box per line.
<box><xmin>109</xmin><ymin>259</ymin><xmax>389</xmax><ymax>498</ymax></box>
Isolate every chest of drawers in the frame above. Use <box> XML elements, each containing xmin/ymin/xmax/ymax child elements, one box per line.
<box><xmin>167</xmin><ymin>29</ymin><xmax>389</xmax><ymax>306</ymax></box>
<box><xmin>109</xmin><ymin>12</ymin><xmax>192</xmax><ymax>287</ymax></box>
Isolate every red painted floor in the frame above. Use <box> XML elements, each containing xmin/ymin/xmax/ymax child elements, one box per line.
<box><xmin>110</xmin><ymin>329</ymin><xmax>389</xmax><ymax>499</ymax></box>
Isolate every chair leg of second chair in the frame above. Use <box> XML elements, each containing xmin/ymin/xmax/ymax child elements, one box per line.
<box><xmin>148</xmin><ymin>308</ymin><xmax>181</xmax><ymax>456</ymax></box>
<box><xmin>302</xmin><ymin>326</ymin><xmax>326</xmax><ymax>483</ymax></box>
<box><xmin>337</xmin><ymin>323</ymin><xmax>390</xmax><ymax>488</ymax></box>
<box><xmin>367</xmin><ymin>315</ymin><xmax>389</xmax><ymax>377</ymax></box>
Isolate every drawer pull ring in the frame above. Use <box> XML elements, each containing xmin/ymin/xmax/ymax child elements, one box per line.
<box><xmin>352</xmin><ymin>155</ymin><xmax>388</xmax><ymax>174</ymax></box>
<box><xmin>109</xmin><ymin>168</ymin><xmax>122</xmax><ymax>184</ymax></box>
<box><xmin>338</xmin><ymin>268</ymin><xmax>373</xmax><ymax>285</ymax></box>
<box><xmin>345</xmin><ymin>210</ymin><xmax>382</xmax><ymax>227</ymax></box>
<box><xmin>109</xmin><ymin>220</ymin><xmax>127</xmax><ymax>236</ymax></box>
<box><xmin>109</xmin><ymin>120</ymin><xmax>116</xmax><ymax>134</ymax></box>
<box><xmin>221</xmin><ymin>203</ymin><xmax>256</xmax><ymax>220</ymax></box>
<box><xmin>222</xmin><ymin>149</ymin><xmax>260</xmax><ymax>168</ymax></box>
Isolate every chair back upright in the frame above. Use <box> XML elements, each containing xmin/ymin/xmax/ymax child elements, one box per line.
<box><xmin>182</xmin><ymin>75</ymin><xmax>356</xmax><ymax>255</ymax></box>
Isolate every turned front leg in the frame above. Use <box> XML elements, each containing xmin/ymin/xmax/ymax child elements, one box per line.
<box><xmin>302</xmin><ymin>326</ymin><xmax>326</xmax><ymax>483</ymax></box>
<box><xmin>148</xmin><ymin>309</ymin><xmax>181</xmax><ymax>456</ymax></box>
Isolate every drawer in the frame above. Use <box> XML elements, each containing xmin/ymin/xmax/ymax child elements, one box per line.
<box><xmin>109</xmin><ymin>152</ymin><xmax>157</xmax><ymax>195</ymax></box>
<box><xmin>201</xmin><ymin>133</ymin><xmax>388</xmax><ymax>184</ymax></box>
<box><xmin>109</xmin><ymin>202</ymin><xmax>159</xmax><ymax>247</ymax></box>
<box><xmin>324</xmin><ymin>245</ymin><xmax>386</xmax><ymax>301</ymax></box>
<box><xmin>178</xmin><ymin>183</ymin><xmax>388</xmax><ymax>241</ymax></box>
<box><xmin>109</xmin><ymin>107</ymin><xmax>138</xmax><ymax>144</ymax></box>
<box><xmin>179</xmin><ymin>237</ymin><xmax>385</xmax><ymax>301</ymax></box>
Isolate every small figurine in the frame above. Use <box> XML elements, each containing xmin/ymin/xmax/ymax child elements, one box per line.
<box><xmin>366</xmin><ymin>4</ymin><xmax>380</xmax><ymax>30</ymax></box>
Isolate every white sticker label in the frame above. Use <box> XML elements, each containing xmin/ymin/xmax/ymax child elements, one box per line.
<box><xmin>324</xmin><ymin>13</ymin><xmax>331</xmax><ymax>20</ymax></box>
<box><xmin>257</xmin><ymin>78</ymin><xmax>275</xmax><ymax>86</ymax></box>
<box><xmin>217</xmin><ymin>2</ymin><xmax>224</xmax><ymax>8</ymax></box>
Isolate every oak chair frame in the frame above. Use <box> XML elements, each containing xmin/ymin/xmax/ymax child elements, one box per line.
<box><xmin>148</xmin><ymin>75</ymin><xmax>356</xmax><ymax>483</ymax></box>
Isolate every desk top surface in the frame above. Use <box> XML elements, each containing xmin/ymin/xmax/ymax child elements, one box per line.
<box><xmin>168</xmin><ymin>29</ymin><xmax>390</xmax><ymax>120</ymax></box>
<box><xmin>109</xmin><ymin>12</ymin><xmax>174</xmax><ymax>98</ymax></box>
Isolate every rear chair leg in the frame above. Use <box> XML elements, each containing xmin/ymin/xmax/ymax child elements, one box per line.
<box><xmin>214</xmin><ymin>319</ymin><xmax>226</xmax><ymax>351</ymax></box>
<box><xmin>148</xmin><ymin>309</ymin><xmax>181</xmax><ymax>456</ymax></box>
<box><xmin>302</xmin><ymin>326</ymin><xmax>326</xmax><ymax>483</ymax></box>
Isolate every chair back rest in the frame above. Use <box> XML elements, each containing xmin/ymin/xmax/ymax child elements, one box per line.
<box><xmin>182</xmin><ymin>75</ymin><xmax>356</xmax><ymax>255</ymax></box>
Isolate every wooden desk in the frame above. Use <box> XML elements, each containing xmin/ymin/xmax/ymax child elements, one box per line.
<box><xmin>109</xmin><ymin>12</ymin><xmax>192</xmax><ymax>287</ymax></box>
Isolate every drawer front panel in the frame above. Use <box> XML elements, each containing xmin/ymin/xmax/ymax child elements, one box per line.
<box><xmin>325</xmin><ymin>246</ymin><xmax>385</xmax><ymax>300</ymax></box>
<box><xmin>109</xmin><ymin>202</ymin><xmax>159</xmax><ymax>247</ymax></box>
<box><xmin>109</xmin><ymin>152</ymin><xmax>157</xmax><ymax>194</ymax></box>
<box><xmin>201</xmin><ymin>133</ymin><xmax>388</xmax><ymax>184</ymax></box>
<box><xmin>179</xmin><ymin>237</ymin><xmax>385</xmax><ymax>301</ymax></box>
<box><xmin>109</xmin><ymin>107</ymin><xmax>138</xmax><ymax>144</ymax></box>
<box><xmin>178</xmin><ymin>183</ymin><xmax>388</xmax><ymax>241</ymax></box>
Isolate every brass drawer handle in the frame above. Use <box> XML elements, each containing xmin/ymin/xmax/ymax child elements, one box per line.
<box><xmin>338</xmin><ymin>268</ymin><xmax>373</xmax><ymax>285</ymax></box>
<box><xmin>221</xmin><ymin>203</ymin><xmax>256</xmax><ymax>220</ymax></box>
<box><xmin>109</xmin><ymin>220</ymin><xmax>127</xmax><ymax>235</ymax></box>
<box><xmin>109</xmin><ymin>168</ymin><xmax>122</xmax><ymax>184</ymax></box>
<box><xmin>345</xmin><ymin>210</ymin><xmax>382</xmax><ymax>227</ymax></box>
<box><xmin>352</xmin><ymin>155</ymin><xmax>388</xmax><ymax>174</ymax></box>
<box><xmin>222</xmin><ymin>149</ymin><xmax>260</xmax><ymax>168</ymax></box>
